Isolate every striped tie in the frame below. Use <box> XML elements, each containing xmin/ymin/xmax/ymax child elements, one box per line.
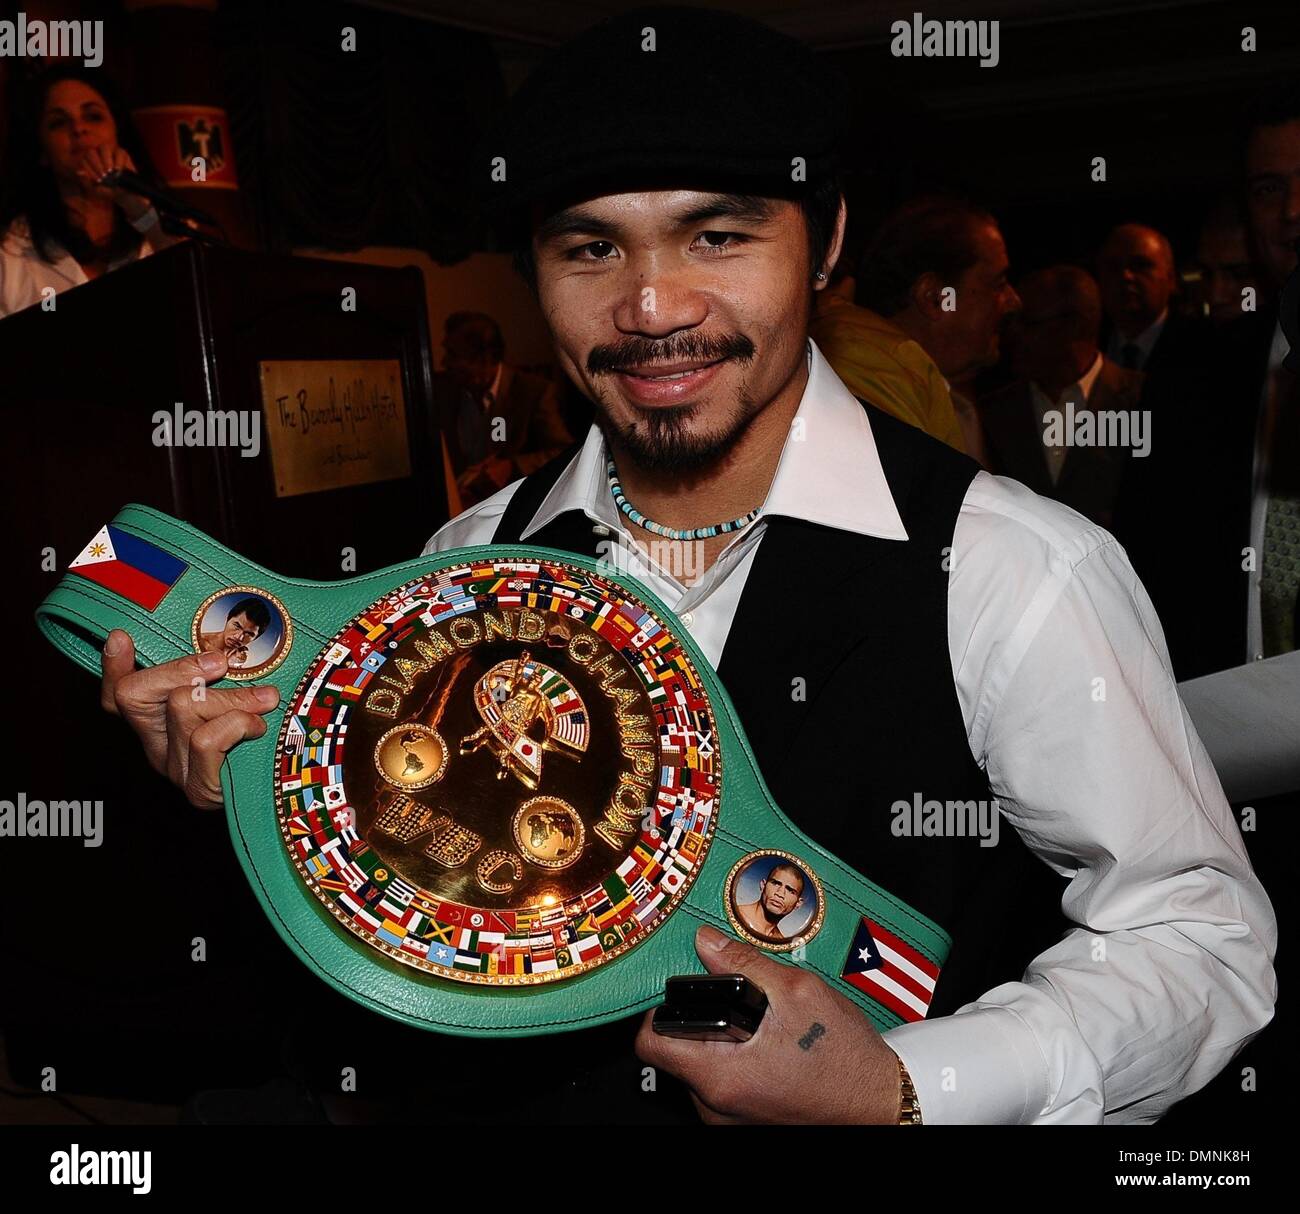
<box><xmin>1261</xmin><ymin>369</ymin><xmax>1300</xmax><ymax>656</ymax></box>
<box><xmin>1262</xmin><ymin>494</ymin><xmax>1300</xmax><ymax>656</ymax></box>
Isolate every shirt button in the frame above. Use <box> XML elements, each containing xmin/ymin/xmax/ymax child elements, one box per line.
<box><xmin>680</xmin><ymin>611</ymin><xmax>695</xmax><ymax>628</ymax></box>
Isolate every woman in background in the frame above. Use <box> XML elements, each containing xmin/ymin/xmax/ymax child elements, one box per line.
<box><xmin>0</xmin><ymin>66</ymin><xmax>186</xmax><ymax>319</ymax></box>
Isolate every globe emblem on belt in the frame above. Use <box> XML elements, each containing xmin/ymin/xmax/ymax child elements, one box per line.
<box><xmin>374</xmin><ymin>722</ymin><xmax>450</xmax><ymax>791</ymax></box>
<box><xmin>512</xmin><ymin>796</ymin><xmax>586</xmax><ymax>870</ymax></box>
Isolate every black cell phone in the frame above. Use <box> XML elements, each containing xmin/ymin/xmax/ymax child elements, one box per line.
<box><xmin>651</xmin><ymin>973</ymin><xmax>769</xmax><ymax>1041</ymax></box>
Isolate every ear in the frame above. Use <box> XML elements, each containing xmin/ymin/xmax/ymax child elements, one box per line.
<box><xmin>910</xmin><ymin>271</ymin><xmax>948</xmax><ymax>321</ymax></box>
<box><xmin>814</xmin><ymin>193</ymin><xmax>849</xmax><ymax>288</ymax></box>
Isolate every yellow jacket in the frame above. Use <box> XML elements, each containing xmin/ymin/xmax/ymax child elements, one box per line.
<box><xmin>810</xmin><ymin>286</ymin><xmax>967</xmax><ymax>454</ymax></box>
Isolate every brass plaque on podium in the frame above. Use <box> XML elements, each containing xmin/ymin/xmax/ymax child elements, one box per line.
<box><xmin>259</xmin><ymin>359</ymin><xmax>411</xmax><ymax>498</ymax></box>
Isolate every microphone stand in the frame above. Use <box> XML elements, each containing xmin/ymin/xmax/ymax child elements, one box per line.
<box><xmin>158</xmin><ymin>211</ymin><xmax>229</xmax><ymax>246</ymax></box>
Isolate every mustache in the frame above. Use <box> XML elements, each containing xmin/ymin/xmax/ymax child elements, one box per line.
<box><xmin>587</xmin><ymin>332</ymin><xmax>755</xmax><ymax>375</ymax></box>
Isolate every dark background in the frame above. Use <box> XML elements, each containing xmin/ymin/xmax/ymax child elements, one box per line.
<box><xmin>1</xmin><ymin>0</ymin><xmax>1294</xmax><ymax>1127</ymax></box>
<box><xmin>6</xmin><ymin>1</ymin><xmax>1297</xmax><ymax>275</ymax></box>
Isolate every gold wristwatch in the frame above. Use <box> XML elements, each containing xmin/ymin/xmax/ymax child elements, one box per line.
<box><xmin>896</xmin><ymin>1054</ymin><xmax>924</xmax><ymax>1125</ymax></box>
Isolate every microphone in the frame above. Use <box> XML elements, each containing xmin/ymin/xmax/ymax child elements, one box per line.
<box><xmin>99</xmin><ymin>169</ymin><xmax>219</xmax><ymax>227</ymax></box>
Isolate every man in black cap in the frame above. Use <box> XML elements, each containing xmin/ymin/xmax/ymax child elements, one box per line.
<box><xmin>103</xmin><ymin>6</ymin><xmax>1274</xmax><ymax>1125</ymax></box>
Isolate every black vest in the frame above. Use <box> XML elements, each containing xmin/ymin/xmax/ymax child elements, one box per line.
<box><xmin>492</xmin><ymin>404</ymin><xmax>1068</xmax><ymax>1020</ymax></box>
<box><xmin>294</xmin><ymin>404</ymin><xmax>1067</xmax><ymax>1124</ymax></box>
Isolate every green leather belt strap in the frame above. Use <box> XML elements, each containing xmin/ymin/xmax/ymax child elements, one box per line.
<box><xmin>36</xmin><ymin>504</ymin><xmax>952</xmax><ymax>1037</ymax></box>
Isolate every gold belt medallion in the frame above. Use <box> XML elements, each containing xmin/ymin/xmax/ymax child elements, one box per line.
<box><xmin>273</xmin><ymin>558</ymin><xmax>720</xmax><ymax>985</ymax></box>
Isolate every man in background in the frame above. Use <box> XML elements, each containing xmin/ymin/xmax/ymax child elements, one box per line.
<box><xmin>435</xmin><ymin>311</ymin><xmax>575</xmax><ymax>507</ymax></box>
<box><xmin>1115</xmin><ymin>86</ymin><xmax>1300</xmax><ymax>676</ymax></box>
<box><xmin>811</xmin><ymin>196</ymin><xmax>1020</xmax><ymax>465</ymax></box>
<box><xmin>1097</xmin><ymin>223</ymin><xmax>1187</xmax><ymax>372</ymax></box>
<box><xmin>1097</xmin><ymin>222</ymin><xmax>1214</xmax><ymax>458</ymax></box>
<box><xmin>1240</xmin><ymin>84</ymin><xmax>1300</xmax><ymax>660</ymax></box>
<box><xmin>984</xmin><ymin>266</ymin><xmax>1142</xmax><ymax>527</ymax></box>
<box><xmin>1192</xmin><ymin>198</ymin><xmax>1262</xmax><ymax>326</ymax></box>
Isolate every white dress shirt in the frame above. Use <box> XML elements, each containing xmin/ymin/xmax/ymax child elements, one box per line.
<box><xmin>0</xmin><ymin>215</ymin><xmax>154</xmax><ymax>320</ymax></box>
<box><xmin>1030</xmin><ymin>350</ymin><xmax>1105</xmax><ymax>485</ymax></box>
<box><xmin>423</xmin><ymin>338</ymin><xmax>1277</xmax><ymax>1125</ymax></box>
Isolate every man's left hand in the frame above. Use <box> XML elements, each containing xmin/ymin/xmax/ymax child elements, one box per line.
<box><xmin>635</xmin><ymin>924</ymin><xmax>904</xmax><ymax>1124</ymax></box>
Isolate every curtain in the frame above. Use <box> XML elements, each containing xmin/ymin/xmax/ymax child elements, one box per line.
<box><xmin>216</xmin><ymin>0</ymin><xmax>507</xmax><ymax>263</ymax></box>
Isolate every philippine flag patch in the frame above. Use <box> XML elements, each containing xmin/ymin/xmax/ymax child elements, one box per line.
<box><xmin>69</xmin><ymin>524</ymin><xmax>187</xmax><ymax>612</ymax></box>
<box><xmin>841</xmin><ymin>917</ymin><xmax>940</xmax><ymax>1023</ymax></box>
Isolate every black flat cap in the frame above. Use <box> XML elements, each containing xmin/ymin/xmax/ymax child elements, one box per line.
<box><xmin>479</xmin><ymin>4</ymin><xmax>847</xmax><ymax>225</ymax></box>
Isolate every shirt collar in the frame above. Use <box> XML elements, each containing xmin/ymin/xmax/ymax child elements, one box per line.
<box><xmin>521</xmin><ymin>337</ymin><xmax>909</xmax><ymax>543</ymax></box>
<box><xmin>1076</xmin><ymin>350</ymin><xmax>1104</xmax><ymax>400</ymax></box>
<box><xmin>483</xmin><ymin>361</ymin><xmax>504</xmax><ymax>407</ymax></box>
<box><xmin>1030</xmin><ymin>349</ymin><xmax>1104</xmax><ymax>412</ymax></box>
<box><xmin>1268</xmin><ymin>317</ymin><xmax>1289</xmax><ymax>373</ymax></box>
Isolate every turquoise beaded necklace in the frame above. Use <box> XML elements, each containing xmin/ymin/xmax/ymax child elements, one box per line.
<box><xmin>606</xmin><ymin>459</ymin><xmax>761</xmax><ymax>541</ymax></box>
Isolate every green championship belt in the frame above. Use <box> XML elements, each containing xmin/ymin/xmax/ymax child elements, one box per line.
<box><xmin>35</xmin><ymin>505</ymin><xmax>951</xmax><ymax>1037</ymax></box>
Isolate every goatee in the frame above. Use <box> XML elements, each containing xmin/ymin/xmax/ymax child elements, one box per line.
<box><xmin>609</xmin><ymin>392</ymin><xmax>762</xmax><ymax>473</ymax></box>
<box><xmin>588</xmin><ymin>330</ymin><xmax>760</xmax><ymax>473</ymax></box>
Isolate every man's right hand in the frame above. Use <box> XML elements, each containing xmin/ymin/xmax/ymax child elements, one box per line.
<box><xmin>100</xmin><ymin>627</ymin><xmax>281</xmax><ymax>810</ymax></box>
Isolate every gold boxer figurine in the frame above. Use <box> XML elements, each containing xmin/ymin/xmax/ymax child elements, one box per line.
<box><xmin>459</xmin><ymin>651</ymin><xmax>585</xmax><ymax>789</ymax></box>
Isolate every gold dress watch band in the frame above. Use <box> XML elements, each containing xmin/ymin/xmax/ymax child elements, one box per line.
<box><xmin>897</xmin><ymin>1054</ymin><xmax>924</xmax><ymax>1125</ymax></box>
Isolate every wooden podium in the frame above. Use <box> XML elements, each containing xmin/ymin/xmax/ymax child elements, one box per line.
<box><xmin>0</xmin><ymin>242</ymin><xmax>447</xmax><ymax>577</ymax></box>
<box><xmin>0</xmin><ymin>244</ymin><xmax>448</xmax><ymax>1102</ymax></box>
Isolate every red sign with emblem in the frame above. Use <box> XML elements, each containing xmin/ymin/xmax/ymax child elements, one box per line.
<box><xmin>132</xmin><ymin>104</ymin><xmax>238</xmax><ymax>189</ymax></box>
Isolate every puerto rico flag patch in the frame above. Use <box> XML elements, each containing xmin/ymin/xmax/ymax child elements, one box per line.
<box><xmin>841</xmin><ymin>917</ymin><xmax>940</xmax><ymax>1023</ymax></box>
<box><xmin>69</xmin><ymin>524</ymin><xmax>187</xmax><ymax>612</ymax></box>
